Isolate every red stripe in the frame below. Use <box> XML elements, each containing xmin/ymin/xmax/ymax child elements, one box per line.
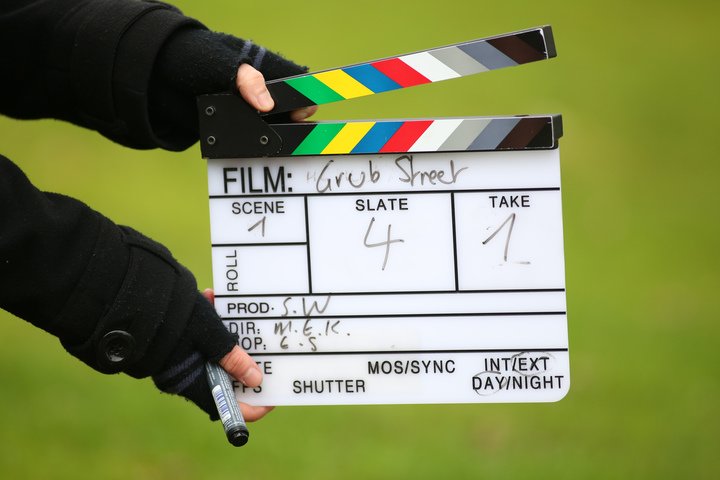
<box><xmin>372</xmin><ymin>58</ymin><xmax>431</xmax><ymax>87</ymax></box>
<box><xmin>379</xmin><ymin>120</ymin><xmax>433</xmax><ymax>153</ymax></box>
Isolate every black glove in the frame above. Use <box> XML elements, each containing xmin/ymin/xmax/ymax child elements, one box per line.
<box><xmin>148</xmin><ymin>27</ymin><xmax>309</xmax><ymax>149</ymax></box>
<box><xmin>60</xmin><ymin>226</ymin><xmax>238</xmax><ymax>419</ymax></box>
<box><xmin>151</xmin><ymin>294</ymin><xmax>239</xmax><ymax>419</ymax></box>
<box><xmin>0</xmin><ymin>155</ymin><xmax>236</xmax><ymax>419</ymax></box>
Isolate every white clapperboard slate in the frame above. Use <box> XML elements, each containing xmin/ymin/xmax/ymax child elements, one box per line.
<box><xmin>197</xmin><ymin>26</ymin><xmax>569</xmax><ymax>405</ymax></box>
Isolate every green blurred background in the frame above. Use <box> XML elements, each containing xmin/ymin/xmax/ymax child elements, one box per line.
<box><xmin>1</xmin><ymin>0</ymin><xmax>718</xmax><ymax>478</ymax></box>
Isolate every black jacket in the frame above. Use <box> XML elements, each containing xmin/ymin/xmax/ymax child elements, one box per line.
<box><xmin>0</xmin><ymin>0</ymin><xmax>305</xmax><ymax>417</ymax></box>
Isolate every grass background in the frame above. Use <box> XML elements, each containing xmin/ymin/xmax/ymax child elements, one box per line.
<box><xmin>1</xmin><ymin>0</ymin><xmax>718</xmax><ymax>478</ymax></box>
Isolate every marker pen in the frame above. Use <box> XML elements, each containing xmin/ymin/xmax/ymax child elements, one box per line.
<box><xmin>206</xmin><ymin>362</ymin><xmax>249</xmax><ymax>446</ymax></box>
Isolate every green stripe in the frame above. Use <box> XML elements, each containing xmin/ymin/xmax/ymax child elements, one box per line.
<box><xmin>292</xmin><ymin>123</ymin><xmax>345</xmax><ymax>155</ymax></box>
<box><xmin>285</xmin><ymin>76</ymin><xmax>344</xmax><ymax>105</ymax></box>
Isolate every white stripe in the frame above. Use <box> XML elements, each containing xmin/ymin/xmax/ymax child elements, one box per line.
<box><xmin>409</xmin><ymin>119</ymin><xmax>464</xmax><ymax>152</ymax></box>
<box><xmin>400</xmin><ymin>52</ymin><xmax>461</xmax><ymax>82</ymax></box>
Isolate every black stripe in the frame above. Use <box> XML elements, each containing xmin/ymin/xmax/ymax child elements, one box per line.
<box><xmin>525</xmin><ymin>121</ymin><xmax>556</xmax><ymax>149</ymax></box>
<box><xmin>488</xmin><ymin>30</ymin><xmax>549</xmax><ymax>64</ymax></box>
<box><xmin>214</xmin><ymin>288</ymin><xmax>565</xmax><ymax>298</ymax></box>
<box><xmin>497</xmin><ymin>117</ymin><xmax>551</xmax><ymax>150</ymax></box>
<box><xmin>266</xmin><ymin>80</ymin><xmax>317</xmax><ymax>114</ymax></box>
<box><xmin>222</xmin><ymin>311</ymin><xmax>566</xmax><ymax>321</ymax></box>
<box><xmin>272</xmin><ymin>123</ymin><xmax>318</xmax><ymax>155</ymax></box>
<box><xmin>450</xmin><ymin>192</ymin><xmax>459</xmax><ymax>291</ymax></box>
<box><xmin>212</xmin><ymin>242</ymin><xmax>306</xmax><ymax>247</ymax></box>
<box><xmin>304</xmin><ymin>196</ymin><xmax>313</xmax><ymax>293</ymax></box>
<box><xmin>247</xmin><ymin>347</ymin><xmax>569</xmax><ymax>357</ymax></box>
<box><xmin>209</xmin><ymin>187</ymin><xmax>561</xmax><ymax>200</ymax></box>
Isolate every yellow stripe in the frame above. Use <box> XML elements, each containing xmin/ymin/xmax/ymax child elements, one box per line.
<box><xmin>321</xmin><ymin>122</ymin><xmax>375</xmax><ymax>154</ymax></box>
<box><xmin>314</xmin><ymin>69</ymin><xmax>374</xmax><ymax>99</ymax></box>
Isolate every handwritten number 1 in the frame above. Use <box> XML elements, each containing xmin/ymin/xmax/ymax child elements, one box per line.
<box><xmin>482</xmin><ymin>213</ymin><xmax>516</xmax><ymax>262</ymax></box>
<box><xmin>363</xmin><ymin>217</ymin><xmax>405</xmax><ymax>270</ymax></box>
<box><xmin>248</xmin><ymin>216</ymin><xmax>266</xmax><ymax>236</ymax></box>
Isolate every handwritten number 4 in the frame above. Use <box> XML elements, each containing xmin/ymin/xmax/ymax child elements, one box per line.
<box><xmin>364</xmin><ymin>217</ymin><xmax>405</xmax><ymax>271</ymax></box>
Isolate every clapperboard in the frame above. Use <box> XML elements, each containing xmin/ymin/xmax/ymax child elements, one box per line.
<box><xmin>198</xmin><ymin>26</ymin><xmax>569</xmax><ymax>406</ymax></box>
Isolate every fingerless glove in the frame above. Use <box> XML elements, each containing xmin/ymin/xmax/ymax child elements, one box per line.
<box><xmin>0</xmin><ymin>155</ymin><xmax>235</xmax><ymax>419</ymax></box>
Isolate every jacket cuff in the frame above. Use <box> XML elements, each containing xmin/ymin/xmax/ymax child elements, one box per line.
<box><xmin>68</xmin><ymin>0</ymin><xmax>201</xmax><ymax>149</ymax></box>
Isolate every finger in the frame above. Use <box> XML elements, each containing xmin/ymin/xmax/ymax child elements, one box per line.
<box><xmin>239</xmin><ymin>403</ymin><xmax>275</xmax><ymax>422</ymax></box>
<box><xmin>219</xmin><ymin>345</ymin><xmax>263</xmax><ymax>387</ymax></box>
<box><xmin>202</xmin><ymin>289</ymin><xmax>272</xmax><ymax>421</ymax></box>
<box><xmin>290</xmin><ymin>105</ymin><xmax>318</xmax><ymax>122</ymax></box>
<box><xmin>236</xmin><ymin>63</ymin><xmax>274</xmax><ymax>112</ymax></box>
<box><xmin>202</xmin><ymin>288</ymin><xmax>214</xmax><ymax>304</ymax></box>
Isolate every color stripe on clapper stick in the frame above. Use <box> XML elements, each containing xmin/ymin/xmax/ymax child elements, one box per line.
<box><xmin>266</xmin><ymin>26</ymin><xmax>555</xmax><ymax>113</ymax></box>
<box><xmin>272</xmin><ymin>117</ymin><xmax>553</xmax><ymax>155</ymax></box>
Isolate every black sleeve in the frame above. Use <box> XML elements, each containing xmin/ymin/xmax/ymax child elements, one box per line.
<box><xmin>0</xmin><ymin>154</ymin><xmax>236</xmax><ymax>417</ymax></box>
<box><xmin>0</xmin><ymin>0</ymin><xmax>307</xmax><ymax>150</ymax></box>
<box><xmin>0</xmin><ymin>0</ymin><xmax>307</xmax><ymax>417</ymax></box>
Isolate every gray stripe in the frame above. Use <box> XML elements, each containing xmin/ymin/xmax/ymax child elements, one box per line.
<box><xmin>154</xmin><ymin>351</ymin><xmax>202</xmax><ymax>383</ymax></box>
<box><xmin>252</xmin><ymin>47</ymin><xmax>267</xmax><ymax>69</ymax></box>
<box><xmin>240</xmin><ymin>40</ymin><xmax>253</xmax><ymax>60</ymax></box>
<box><xmin>468</xmin><ymin>118</ymin><xmax>521</xmax><ymax>150</ymax></box>
<box><xmin>458</xmin><ymin>41</ymin><xmax>517</xmax><ymax>70</ymax></box>
<box><xmin>430</xmin><ymin>47</ymin><xmax>489</xmax><ymax>76</ymax></box>
<box><xmin>168</xmin><ymin>364</ymin><xmax>205</xmax><ymax>394</ymax></box>
<box><xmin>439</xmin><ymin>118</ymin><xmax>492</xmax><ymax>151</ymax></box>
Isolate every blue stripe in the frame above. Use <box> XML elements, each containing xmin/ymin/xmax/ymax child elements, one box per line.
<box><xmin>351</xmin><ymin>121</ymin><xmax>404</xmax><ymax>153</ymax></box>
<box><xmin>343</xmin><ymin>64</ymin><xmax>401</xmax><ymax>93</ymax></box>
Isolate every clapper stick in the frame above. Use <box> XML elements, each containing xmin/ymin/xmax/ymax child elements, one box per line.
<box><xmin>198</xmin><ymin>26</ymin><xmax>559</xmax><ymax>159</ymax></box>
<box><xmin>265</xmin><ymin>26</ymin><xmax>555</xmax><ymax>113</ymax></box>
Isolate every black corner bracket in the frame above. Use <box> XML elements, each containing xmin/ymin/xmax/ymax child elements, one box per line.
<box><xmin>197</xmin><ymin>94</ymin><xmax>282</xmax><ymax>158</ymax></box>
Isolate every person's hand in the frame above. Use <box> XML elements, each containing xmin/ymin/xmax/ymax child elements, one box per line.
<box><xmin>236</xmin><ymin>63</ymin><xmax>317</xmax><ymax>121</ymax></box>
<box><xmin>202</xmin><ymin>289</ymin><xmax>275</xmax><ymax>422</ymax></box>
